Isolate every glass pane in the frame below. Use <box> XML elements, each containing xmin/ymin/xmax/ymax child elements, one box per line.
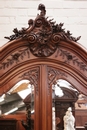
<box><xmin>0</xmin><ymin>80</ymin><xmax>35</xmax><ymax>130</ymax></box>
<box><xmin>21</xmin><ymin>83</ymin><xmax>35</xmax><ymax>130</ymax></box>
<box><xmin>52</xmin><ymin>79</ymin><xmax>87</xmax><ymax>130</ymax></box>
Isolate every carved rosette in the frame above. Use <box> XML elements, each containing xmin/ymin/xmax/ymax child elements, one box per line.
<box><xmin>47</xmin><ymin>67</ymin><xmax>67</xmax><ymax>94</ymax></box>
<box><xmin>19</xmin><ymin>67</ymin><xmax>39</xmax><ymax>95</ymax></box>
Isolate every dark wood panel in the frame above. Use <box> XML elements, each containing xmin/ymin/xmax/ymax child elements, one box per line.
<box><xmin>75</xmin><ymin>110</ymin><xmax>87</xmax><ymax>126</ymax></box>
<box><xmin>0</xmin><ymin>119</ymin><xmax>17</xmax><ymax>130</ymax></box>
<box><xmin>76</xmin><ymin>126</ymin><xmax>85</xmax><ymax>130</ymax></box>
<box><xmin>0</xmin><ymin>114</ymin><xmax>26</xmax><ymax>130</ymax></box>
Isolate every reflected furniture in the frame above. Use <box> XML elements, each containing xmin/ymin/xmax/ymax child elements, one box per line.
<box><xmin>0</xmin><ymin>118</ymin><xmax>17</xmax><ymax>130</ymax></box>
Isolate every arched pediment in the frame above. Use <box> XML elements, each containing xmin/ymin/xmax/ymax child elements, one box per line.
<box><xmin>54</xmin><ymin>87</ymin><xmax>78</xmax><ymax>102</ymax></box>
<box><xmin>0</xmin><ymin>4</ymin><xmax>87</xmax><ymax>96</ymax></box>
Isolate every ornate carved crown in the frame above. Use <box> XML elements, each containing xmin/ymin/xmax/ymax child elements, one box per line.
<box><xmin>5</xmin><ymin>4</ymin><xmax>81</xmax><ymax>57</ymax></box>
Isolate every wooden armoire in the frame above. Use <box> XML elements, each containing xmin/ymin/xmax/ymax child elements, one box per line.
<box><xmin>0</xmin><ymin>4</ymin><xmax>87</xmax><ymax>130</ymax></box>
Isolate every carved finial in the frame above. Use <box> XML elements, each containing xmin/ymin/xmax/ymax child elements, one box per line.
<box><xmin>38</xmin><ymin>4</ymin><xmax>46</xmax><ymax>16</ymax></box>
<box><xmin>28</xmin><ymin>19</ymin><xmax>33</xmax><ymax>26</ymax></box>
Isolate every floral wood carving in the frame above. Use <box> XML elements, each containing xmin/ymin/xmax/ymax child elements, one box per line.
<box><xmin>4</xmin><ymin>4</ymin><xmax>81</xmax><ymax>57</ymax></box>
<box><xmin>19</xmin><ymin>68</ymin><xmax>39</xmax><ymax>94</ymax></box>
<box><xmin>47</xmin><ymin>67</ymin><xmax>67</xmax><ymax>94</ymax></box>
<box><xmin>55</xmin><ymin>48</ymin><xmax>87</xmax><ymax>72</ymax></box>
<box><xmin>0</xmin><ymin>48</ymin><xmax>30</xmax><ymax>70</ymax></box>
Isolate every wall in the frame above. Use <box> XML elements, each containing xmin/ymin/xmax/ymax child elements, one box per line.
<box><xmin>0</xmin><ymin>0</ymin><xmax>87</xmax><ymax>49</ymax></box>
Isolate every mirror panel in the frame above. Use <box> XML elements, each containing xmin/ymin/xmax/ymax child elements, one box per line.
<box><xmin>52</xmin><ymin>79</ymin><xmax>87</xmax><ymax>130</ymax></box>
<box><xmin>0</xmin><ymin>80</ymin><xmax>35</xmax><ymax>130</ymax></box>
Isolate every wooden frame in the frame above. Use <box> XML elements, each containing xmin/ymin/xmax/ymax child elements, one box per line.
<box><xmin>0</xmin><ymin>4</ymin><xmax>87</xmax><ymax>130</ymax></box>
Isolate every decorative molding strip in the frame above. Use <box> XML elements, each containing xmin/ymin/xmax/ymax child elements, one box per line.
<box><xmin>55</xmin><ymin>48</ymin><xmax>87</xmax><ymax>72</ymax></box>
<box><xmin>19</xmin><ymin>68</ymin><xmax>39</xmax><ymax>95</ymax></box>
<box><xmin>0</xmin><ymin>48</ymin><xmax>30</xmax><ymax>70</ymax></box>
<box><xmin>47</xmin><ymin>67</ymin><xmax>67</xmax><ymax>94</ymax></box>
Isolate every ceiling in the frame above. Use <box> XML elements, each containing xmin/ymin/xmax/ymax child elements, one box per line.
<box><xmin>0</xmin><ymin>93</ymin><xmax>25</xmax><ymax>115</ymax></box>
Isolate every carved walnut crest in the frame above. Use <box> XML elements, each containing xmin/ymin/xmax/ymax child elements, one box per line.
<box><xmin>5</xmin><ymin>4</ymin><xmax>81</xmax><ymax>57</ymax></box>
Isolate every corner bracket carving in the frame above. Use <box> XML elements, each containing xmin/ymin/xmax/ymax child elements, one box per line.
<box><xmin>19</xmin><ymin>67</ymin><xmax>39</xmax><ymax>95</ymax></box>
<box><xmin>47</xmin><ymin>67</ymin><xmax>67</xmax><ymax>94</ymax></box>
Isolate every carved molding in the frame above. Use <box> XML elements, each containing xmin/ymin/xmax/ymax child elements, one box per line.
<box><xmin>55</xmin><ymin>48</ymin><xmax>87</xmax><ymax>72</ymax></box>
<box><xmin>0</xmin><ymin>48</ymin><xmax>30</xmax><ymax>70</ymax></box>
<box><xmin>4</xmin><ymin>4</ymin><xmax>81</xmax><ymax>57</ymax></box>
<box><xmin>47</xmin><ymin>67</ymin><xmax>67</xmax><ymax>94</ymax></box>
<box><xmin>19</xmin><ymin>67</ymin><xmax>39</xmax><ymax>95</ymax></box>
<box><xmin>1</xmin><ymin>47</ymin><xmax>87</xmax><ymax>73</ymax></box>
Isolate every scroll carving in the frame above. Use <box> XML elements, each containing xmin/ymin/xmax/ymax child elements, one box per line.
<box><xmin>19</xmin><ymin>68</ymin><xmax>39</xmax><ymax>94</ymax></box>
<box><xmin>47</xmin><ymin>67</ymin><xmax>67</xmax><ymax>94</ymax></box>
<box><xmin>4</xmin><ymin>4</ymin><xmax>81</xmax><ymax>57</ymax></box>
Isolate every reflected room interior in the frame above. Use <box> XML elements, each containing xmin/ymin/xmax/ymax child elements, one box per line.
<box><xmin>52</xmin><ymin>79</ymin><xmax>87</xmax><ymax>130</ymax></box>
<box><xmin>0</xmin><ymin>79</ymin><xmax>87</xmax><ymax>130</ymax></box>
<box><xmin>0</xmin><ymin>80</ymin><xmax>35</xmax><ymax>130</ymax></box>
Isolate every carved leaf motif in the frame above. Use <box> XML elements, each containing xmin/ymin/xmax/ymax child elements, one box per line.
<box><xmin>0</xmin><ymin>48</ymin><xmax>30</xmax><ymax>70</ymax></box>
<box><xmin>19</xmin><ymin>68</ymin><xmax>39</xmax><ymax>94</ymax></box>
<box><xmin>47</xmin><ymin>67</ymin><xmax>67</xmax><ymax>94</ymax></box>
<box><xmin>55</xmin><ymin>48</ymin><xmax>87</xmax><ymax>72</ymax></box>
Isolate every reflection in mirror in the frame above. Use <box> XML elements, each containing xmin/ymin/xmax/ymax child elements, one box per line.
<box><xmin>52</xmin><ymin>79</ymin><xmax>87</xmax><ymax>130</ymax></box>
<box><xmin>0</xmin><ymin>80</ymin><xmax>35</xmax><ymax>130</ymax></box>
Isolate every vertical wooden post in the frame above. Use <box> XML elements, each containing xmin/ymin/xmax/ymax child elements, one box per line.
<box><xmin>39</xmin><ymin>65</ymin><xmax>52</xmax><ymax>130</ymax></box>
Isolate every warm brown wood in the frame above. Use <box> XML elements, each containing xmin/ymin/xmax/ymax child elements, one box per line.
<box><xmin>76</xmin><ymin>126</ymin><xmax>85</xmax><ymax>130</ymax></box>
<box><xmin>0</xmin><ymin>3</ymin><xmax>87</xmax><ymax>130</ymax></box>
<box><xmin>0</xmin><ymin>119</ymin><xmax>17</xmax><ymax>130</ymax></box>
<box><xmin>84</xmin><ymin>122</ymin><xmax>87</xmax><ymax>130</ymax></box>
<box><xmin>0</xmin><ymin>114</ymin><xmax>26</xmax><ymax>130</ymax></box>
<box><xmin>75</xmin><ymin>110</ymin><xmax>87</xmax><ymax>126</ymax></box>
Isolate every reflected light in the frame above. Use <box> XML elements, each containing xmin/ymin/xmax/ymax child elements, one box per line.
<box><xmin>57</xmin><ymin>79</ymin><xmax>78</xmax><ymax>92</ymax></box>
<box><xmin>55</xmin><ymin>85</ymin><xmax>64</xmax><ymax>97</ymax></box>
<box><xmin>4</xmin><ymin>107</ymin><xmax>18</xmax><ymax>115</ymax></box>
<box><xmin>8</xmin><ymin>80</ymin><xmax>30</xmax><ymax>94</ymax></box>
<box><xmin>0</xmin><ymin>94</ymin><xmax>5</xmax><ymax>102</ymax></box>
<box><xmin>31</xmin><ymin>110</ymin><xmax>34</xmax><ymax>114</ymax></box>
<box><xmin>57</xmin><ymin>79</ymin><xmax>71</xmax><ymax>88</ymax></box>
<box><xmin>18</xmin><ymin>88</ymin><xmax>31</xmax><ymax>99</ymax></box>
